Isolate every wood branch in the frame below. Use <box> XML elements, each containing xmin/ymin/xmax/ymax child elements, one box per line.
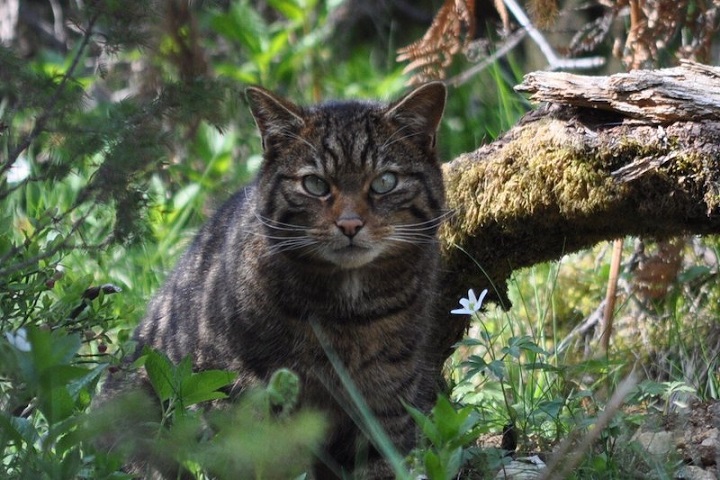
<box><xmin>432</xmin><ymin>61</ymin><xmax>720</xmax><ymax>362</ymax></box>
<box><xmin>515</xmin><ymin>59</ymin><xmax>720</xmax><ymax>122</ymax></box>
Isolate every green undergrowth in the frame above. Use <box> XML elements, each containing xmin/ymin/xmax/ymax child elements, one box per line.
<box><xmin>3</xmin><ymin>0</ymin><xmax>719</xmax><ymax>478</ymax></box>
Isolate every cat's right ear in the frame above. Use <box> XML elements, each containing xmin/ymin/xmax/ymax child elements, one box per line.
<box><xmin>385</xmin><ymin>82</ymin><xmax>446</xmax><ymax>150</ymax></box>
<box><xmin>245</xmin><ymin>86</ymin><xmax>305</xmax><ymax>149</ymax></box>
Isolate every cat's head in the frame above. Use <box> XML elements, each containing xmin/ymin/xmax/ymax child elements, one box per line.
<box><xmin>246</xmin><ymin>83</ymin><xmax>446</xmax><ymax>270</ymax></box>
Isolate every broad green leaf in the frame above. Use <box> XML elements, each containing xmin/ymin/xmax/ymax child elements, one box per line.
<box><xmin>180</xmin><ymin>369</ymin><xmax>236</xmax><ymax>407</ymax></box>
<box><xmin>445</xmin><ymin>447</ymin><xmax>464</xmax><ymax>479</ymax></box>
<box><xmin>487</xmin><ymin>359</ymin><xmax>506</xmax><ymax>380</ymax></box>
<box><xmin>407</xmin><ymin>403</ymin><xmax>440</xmax><ymax>445</ymax></box>
<box><xmin>27</xmin><ymin>327</ymin><xmax>81</xmax><ymax>371</ymax></box>
<box><xmin>143</xmin><ymin>349</ymin><xmax>176</xmax><ymax>402</ymax></box>
<box><xmin>67</xmin><ymin>363</ymin><xmax>107</xmax><ymax>399</ymax></box>
<box><xmin>38</xmin><ymin>385</ymin><xmax>75</xmax><ymax>423</ymax></box>
<box><xmin>0</xmin><ymin>413</ymin><xmax>30</xmax><ymax>446</ymax></box>
<box><xmin>433</xmin><ymin>396</ymin><xmax>464</xmax><ymax>442</ymax></box>
<box><xmin>424</xmin><ymin>450</ymin><xmax>444</xmax><ymax>480</ymax></box>
<box><xmin>176</xmin><ymin>356</ymin><xmax>193</xmax><ymax>383</ymax></box>
<box><xmin>40</xmin><ymin>365</ymin><xmax>90</xmax><ymax>390</ymax></box>
<box><xmin>538</xmin><ymin>399</ymin><xmax>565</xmax><ymax>419</ymax></box>
<box><xmin>60</xmin><ymin>447</ymin><xmax>82</xmax><ymax>479</ymax></box>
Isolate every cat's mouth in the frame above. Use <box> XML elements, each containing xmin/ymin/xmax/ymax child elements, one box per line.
<box><xmin>322</xmin><ymin>243</ymin><xmax>381</xmax><ymax>269</ymax></box>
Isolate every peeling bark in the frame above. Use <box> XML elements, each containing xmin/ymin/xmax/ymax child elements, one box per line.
<box><xmin>432</xmin><ymin>61</ymin><xmax>720</xmax><ymax>362</ymax></box>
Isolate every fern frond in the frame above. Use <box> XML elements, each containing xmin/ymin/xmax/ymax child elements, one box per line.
<box><xmin>527</xmin><ymin>0</ymin><xmax>559</xmax><ymax>29</ymax></box>
<box><xmin>396</xmin><ymin>0</ymin><xmax>476</xmax><ymax>84</ymax></box>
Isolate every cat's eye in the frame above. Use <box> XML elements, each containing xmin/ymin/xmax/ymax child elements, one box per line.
<box><xmin>302</xmin><ymin>175</ymin><xmax>330</xmax><ymax>197</ymax></box>
<box><xmin>370</xmin><ymin>172</ymin><xmax>398</xmax><ymax>194</ymax></box>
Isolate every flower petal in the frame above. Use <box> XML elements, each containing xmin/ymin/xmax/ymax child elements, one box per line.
<box><xmin>451</xmin><ymin>307</ymin><xmax>473</xmax><ymax>315</ymax></box>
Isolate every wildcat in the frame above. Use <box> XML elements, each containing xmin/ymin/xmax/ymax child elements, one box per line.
<box><xmin>100</xmin><ymin>82</ymin><xmax>447</xmax><ymax>479</ymax></box>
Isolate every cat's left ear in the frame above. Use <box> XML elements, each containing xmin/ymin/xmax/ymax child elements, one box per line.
<box><xmin>245</xmin><ymin>86</ymin><xmax>305</xmax><ymax>149</ymax></box>
<box><xmin>385</xmin><ymin>82</ymin><xmax>446</xmax><ymax>149</ymax></box>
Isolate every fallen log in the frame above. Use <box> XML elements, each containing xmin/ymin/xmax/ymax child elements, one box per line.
<box><xmin>433</xmin><ymin>60</ymin><xmax>720</xmax><ymax>361</ymax></box>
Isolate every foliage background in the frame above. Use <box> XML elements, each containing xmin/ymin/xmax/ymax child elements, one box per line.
<box><xmin>1</xmin><ymin>0</ymin><xmax>720</xmax><ymax>478</ymax></box>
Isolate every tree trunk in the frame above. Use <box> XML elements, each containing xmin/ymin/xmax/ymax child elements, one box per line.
<box><xmin>433</xmin><ymin>60</ymin><xmax>720</xmax><ymax>362</ymax></box>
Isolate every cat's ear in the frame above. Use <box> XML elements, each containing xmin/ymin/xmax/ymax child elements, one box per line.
<box><xmin>385</xmin><ymin>82</ymin><xmax>446</xmax><ymax>148</ymax></box>
<box><xmin>245</xmin><ymin>86</ymin><xmax>305</xmax><ymax>148</ymax></box>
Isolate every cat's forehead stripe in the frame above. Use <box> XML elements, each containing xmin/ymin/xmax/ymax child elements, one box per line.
<box><xmin>311</xmin><ymin>105</ymin><xmax>389</xmax><ymax>174</ymax></box>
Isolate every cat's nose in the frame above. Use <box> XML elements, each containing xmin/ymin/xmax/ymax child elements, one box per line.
<box><xmin>336</xmin><ymin>217</ymin><xmax>364</xmax><ymax>238</ymax></box>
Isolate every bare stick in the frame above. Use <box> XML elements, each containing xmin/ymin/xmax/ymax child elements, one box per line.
<box><xmin>448</xmin><ymin>29</ymin><xmax>528</xmax><ymax>87</ymax></box>
<box><xmin>501</xmin><ymin>0</ymin><xmax>604</xmax><ymax>70</ymax></box>
<box><xmin>538</xmin><ymin>371</ymin><xmax>638</xmax><ymax>480</ymax></box>
<box><xmin>601</xmin><ymin>239</ymin><xmax>623</xmax><ymax>353</ymax></box>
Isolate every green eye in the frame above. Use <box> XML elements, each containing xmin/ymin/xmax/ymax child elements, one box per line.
<box><xmin>370</xmin><ymin>172</ymin><xmax>398</xmax><ymax>194</ymax></box>
<box><xmin>302</xmin><ymin>175</ymin><xmax>330</xmax><ymax>196</ymax></box>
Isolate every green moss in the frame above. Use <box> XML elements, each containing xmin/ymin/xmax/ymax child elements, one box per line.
<box><xmin>439</xmin><ymin>115</ymin><xmax>720</xmax><ymax>328</ymax></box>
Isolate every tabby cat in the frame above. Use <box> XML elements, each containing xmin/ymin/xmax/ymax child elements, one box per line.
<box><xmin>102</xmin><ymin>82</ymin><xmax>447</xmax><ymax>479</ymax></box>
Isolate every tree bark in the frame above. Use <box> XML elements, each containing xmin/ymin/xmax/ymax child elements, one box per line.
<box><xmin>433</xmin><ymin>60</ymin><xmax>720</xmax><ymax>362</ymax></box>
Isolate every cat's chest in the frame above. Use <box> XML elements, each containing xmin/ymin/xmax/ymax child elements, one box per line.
<box><xmin>339</xmin><ymin>271</ymin><xmax>364</xmax><ymax>302</ymax></box>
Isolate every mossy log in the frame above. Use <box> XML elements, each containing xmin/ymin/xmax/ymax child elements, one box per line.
<box><xmin>433</xmin><ymin>60</ymin><xmax>720</xmax><ymax>362</ymax></box>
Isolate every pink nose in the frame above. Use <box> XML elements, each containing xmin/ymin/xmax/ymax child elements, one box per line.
<box><xmin>336</xmin><ymin>217</ymin><xmax>364</xmax><ymax>238</ymax></box>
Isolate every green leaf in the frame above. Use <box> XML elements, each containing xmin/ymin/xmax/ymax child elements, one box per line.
<box><xmin>38</xmin><ymin>384</ymin><xmax>75</xmax><ymax>423</ymax></box>
<box><xmin>501</xmin><ymin>344</ymin><xmax>521</xmax><ymax>359</ymax></box>
<box><xmin>171</xmin><ymin>183</ymin><xmax>201</xmax><ymax>212</ymax></box>
<box><xmin>143</xmin><ymin>349</ymin><xmax>176</xmax><ymax>402</ymax></box>
<box><xmin>423</xmin><ymin>446</ymin><xmax>463</xmax><ymax>480</ymax></box>
<box><xmin>538</xmin><ymin>399</ymin><xmax>565</xmax><ymax>419</ymax></box>
<box><xmin>487</xmin><ymin>359</ymin><xmax>506</xmax><ymax>380</ymax></box>
<box><xmin>424</xmin><ymin>450</ymin><xmax>444</xmax><ymax>480</ymax></box>
<box><xmin>457</xmin><ymin>337</ymin><xmax>484</xmax><ymax>348</ymax></box>
<box><xmin>433</xmin><ymin>396</ymin><xmax>463</xmax><ymax>442</ymax></box>
<box><xmin>40</xmin><ymin>365</ymin><xmax>90</xmax><ymax>390</ymax></box>
<box><xmin>176</xmin><ymin>356</ymin><xmax>193</xmax><ymax>383</ymax></box>
<box><xmin>211</xmin><ymin>2</ymin><xmax>268</xmax><ymax>55</ymax></box>
<box><xmin>30</xmin><ymin>327</ymin><xmax>82</xmax><ymax>371</ymax></box>
<box><xmin>267</xmin><ymin>0</ymin><xmax>305</xmax><ymax>21</ymax></box>
<box><xmin>60</xmin><ymin>447</ymin><xmax>82</xmax><ymax>479</ymax></box>
<box><xmin>503</xmin><ymin>335</ymin><xmax>549</xmax><ymax>357</ymax></box>
<box><xmin>522</xmin><ymin>361</ymin><xmax>561</xmax><ymax>373</ymax></box>
<box><xmin>180</xmin><ymin>369</ymin><xmax>236</xmax><ymax>407</ymax></box>
<box><xmin>445</xmin><ymin>447</ymin><xmax>464</xmax><ymax>479</ymax></box>
<box><xmin>407</xmin><ymin>403</ymin><xmax>440</xmax><ymax>445</ymax></box>
<box><xmin>67</xmin><ymin>363</ymin><xmax>107</xmax><ymax>399</ymax></box>
<box><xmin>678</xmin><ymin>265</ymin><xmax>711</xmax><ymax>283</ymax></box>
<box><xmin>462</xmin><ymin>354</ymin><xmax>488</xmax><ymax>369</ymax></box>
<box><xmin>636</xmin><ymin>379</ymin><xmax>668</xmax><ymax>397</ymax></box>
<box><xmin>0</xmin><ymin>413</ymin><xmax>30</xmax><ymax>446</ymax></box>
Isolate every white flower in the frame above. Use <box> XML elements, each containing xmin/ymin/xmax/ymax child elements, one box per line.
<box><xmin>5</xmin><ymin>328</ymin><xmax>31</xmax><ymax>352</ymax></box>
<box><xmin>451</xmin><ymin>288</ymin><xmax>488</xmax><ymax>315</ymax></box>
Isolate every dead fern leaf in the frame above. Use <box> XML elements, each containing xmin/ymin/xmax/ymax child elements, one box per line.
<box><xmin>528</xmin><ymin>0</ymin><xmax>559</xmax><ymax>29</ymax></box>
<box><xmin>396</xmin><ymin>0</ymin><xmax>476</xmax><ymax>84</ymax></box>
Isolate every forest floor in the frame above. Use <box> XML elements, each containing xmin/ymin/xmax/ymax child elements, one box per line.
<box><xmin>470</xmin><ymin>400</ymin><xmax>720</xmax><ymax>479</ymax></box>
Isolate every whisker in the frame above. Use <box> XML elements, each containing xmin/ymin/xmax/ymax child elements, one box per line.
<box><xmin>394</xmin><ymin>224</ymin><xmax>441</xmax><ymax>233</ymax></box>
<box><xmin>277</xmin><ymin>129</ymin><xmax>318</xmax><ymax>154</ymax></box>
<box><xmin>263</xmin><ymin>237</ymin><xmax>318</xmax><ymax>257</ymax></box>
<box><xmin>389</xmin><ymin>232</ymin><xmax>437</xmax><ymax>241</ymax></box>
<box><xmin>253</xmin><ymin>233</ymin><xmax>305</xmax><ymax>241</ymax></box>
<box><xmin>381</xmin><ymin>124</ymin><xmax>418</xmax><ymax>149</ymax></box>
<box><xmin>386</xmin><ymin>235</ymin><xmax>437</xmax><ymax>245</ymax></box>
<box><xmin>394</xmin><ymin>210</ymin><xmax>455</xmax><ymax>231</ymax></box>
<box><xmin>254</xmin><ymin>212</ymin><xmax>307</xmax><ymax>231</ymax></box>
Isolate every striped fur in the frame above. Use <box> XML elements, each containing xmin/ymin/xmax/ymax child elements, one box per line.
<box><xmin>105</xmin><ymin>83</ymin><xmax>447</xmax><ymax>479</ymax></box>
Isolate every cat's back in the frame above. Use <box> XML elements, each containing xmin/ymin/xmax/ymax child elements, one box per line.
<box><xmin>133</xmin><ymin>186</ymin><xmax>258</xmax><ymax>364</ymax></box>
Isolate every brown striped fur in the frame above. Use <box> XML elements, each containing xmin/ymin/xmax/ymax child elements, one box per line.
<box><xmin>103</xmin><ymin>83</ymin><xmax>447</xmax><ymax>479</ymax></box>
